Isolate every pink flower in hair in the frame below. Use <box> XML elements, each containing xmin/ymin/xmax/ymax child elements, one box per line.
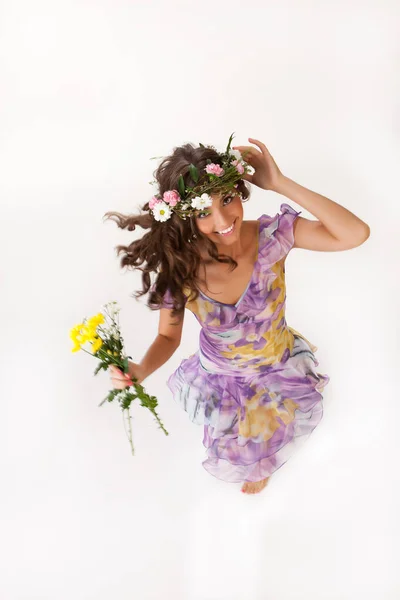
<box><xmin>149</xmin><ymin>196</ymin><xmax>161</xmax><ymax>210</ymax></box>
<box><xmin>232</xmin><ymin>160</ymin><xmax>244</xmax><ymax>175</ymax></box>
<box><xmin>205</xmin><ymin>163</ymin><xmax>225</xmax><ymax>177</ymax></box>
<box><xmin>163</xmin><ymin>190</ymin><xmax>180</xmax><ymax>207</ymax></box>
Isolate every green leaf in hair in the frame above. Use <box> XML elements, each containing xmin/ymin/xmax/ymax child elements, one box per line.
<box><xmin>226</xmin><ymin>132</ymin><xmax>235</xmax><ymax>154</ymax></box>
<box><xmin>189</xmin><ymin>164</ymin><xmax>199</xmax><ymax>183</ymax></box>
<box><xmin>178</xmin><ymin>175</ymin><xmax>185</xmax><ymax>196</ymax></box>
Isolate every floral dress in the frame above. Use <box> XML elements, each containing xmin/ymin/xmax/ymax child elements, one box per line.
<box><xmin>158</xmin><ymin>203</ymin><xmax>330</xmax><ymax>483</ymax></box>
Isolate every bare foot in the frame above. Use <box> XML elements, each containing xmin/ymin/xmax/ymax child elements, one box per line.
<box><xmin>241</xmin><ymin>477</ymin><xmax>270</xmax><ymax>494</ymax></box>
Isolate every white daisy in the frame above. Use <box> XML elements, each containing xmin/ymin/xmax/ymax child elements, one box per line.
<box><xmin>230</xmin><ymin>149</ymin><xmax>242</xmax><ymax>161</ymax></box>
<box><xmin>152</xmin><ymin>201</ymin><xmax>172</xmax><ymax>222</ymax></box>
<box><xmin>191</xmin><ymin>193</ymin><xmax>213</xmax><ymax>211</ymax></box>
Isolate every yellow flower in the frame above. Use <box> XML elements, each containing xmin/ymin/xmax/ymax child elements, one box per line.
<box><xmin>70</xmin><ymin>322</ymin><xmax>96</xmax><ymax>349</ymax></box>
<box><xmin>86</xmin><ymin>314</ymin><xmax>105</xmax><ymax>330</ymax></box>
<box><xmin>84</xmin><ymin>329</ymin><xmax>97</xmax><ymax>342</ymax></box>
<box><xmin>92</xmin><ymin>337</ymin><xmax>103</xmax><ymax>353</ymax></box>
<box><xmin>77</xmin><ymin>331</ymin><xmax>89</xmax><ymax>344</ymax></box>
<box><xmin>69</xmin><ymin>324</ymin><xmax>84</xmax><ymax>340</ymax></box>
<box><xmin>70</xmin><ymin>313</ymin><xmax>105</xmax><ymax>353</ymax></box>
<box><xmin>70</xmin><ymin>331</ymin><xmax>84</xmax><ymax>345</ymax></box>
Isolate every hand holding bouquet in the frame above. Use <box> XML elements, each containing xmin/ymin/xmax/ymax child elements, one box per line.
<box><xmin>70</xmin><ymin>301</ymin><xmax>168</xmax><ymax>455</ymax></box>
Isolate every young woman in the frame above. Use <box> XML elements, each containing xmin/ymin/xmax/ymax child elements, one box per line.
<box><xmin>105</xmin><ymin>135</ymin><xmax>370</xmax><ymax>495</ymax></box>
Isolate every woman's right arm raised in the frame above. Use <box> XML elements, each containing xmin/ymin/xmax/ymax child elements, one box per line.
<box><xmin>109</xmin><ymin>307</ymin><xmax>184</xmax><ymax>389</ymax></box>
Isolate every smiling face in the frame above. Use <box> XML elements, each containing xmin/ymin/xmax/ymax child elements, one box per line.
<box><xmin>194</xmin><ymin>190</ymin><xmax>244</xmax><ymax>245</ymax></box>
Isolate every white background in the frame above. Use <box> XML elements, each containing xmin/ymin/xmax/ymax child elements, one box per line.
<box><xmin>1</xmin><ymin>1</ymin><xmax>399</xmax><ymax>599</ymax></box>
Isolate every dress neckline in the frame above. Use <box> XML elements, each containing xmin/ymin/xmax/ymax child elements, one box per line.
<box><xmin>197</xmin><ymin>218</ymin><xmax>261</xmax><ymax>308</ymax></box>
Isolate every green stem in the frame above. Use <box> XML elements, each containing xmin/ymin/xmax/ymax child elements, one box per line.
<box><xmin>148</xmin><ymin>408</ymin><xmax>169</xmax><ymax>436</ymax></box>
<box><xmin>79</xmin><ymin>345</ymin><xmax>125</xmax><ymax>371</ymax></box>
<box><xmin>122</xmin><ymin>408</ymin><xmax>135</xmax><ymax>455</ymax></box>
<box><xmin>127</xmin><ymin>408</ymin><xmax>135</xmax><ymax>455</ymax></box>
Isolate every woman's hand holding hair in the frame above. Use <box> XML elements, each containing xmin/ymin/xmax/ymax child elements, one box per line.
<box><xmin>233</xmin><ymin>137</ymin><xmax>284</xmax><ymax>192</ymax></box>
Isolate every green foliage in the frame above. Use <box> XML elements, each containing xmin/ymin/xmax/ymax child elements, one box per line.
<box><xmin>178</xmin><ymin>175</ymin><xmax>185</xmax><ymax>196</ymax></box>
<box><xmin>189</xmin><ymin>163</ymin><xmax>199</xmax><ymax>183</ymax></box>
<box><xmin>74</xmin><ymin>301</ymin><xmax>169</xmax><ymax>456</ymax></box>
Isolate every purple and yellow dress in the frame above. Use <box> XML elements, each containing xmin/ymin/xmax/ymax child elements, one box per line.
<box><xmin>159</xmin><ymin>203</ymin><xmax>330</xmax><ymax>483</ymax></box>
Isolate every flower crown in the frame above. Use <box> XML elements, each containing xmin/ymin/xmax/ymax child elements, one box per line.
<box><xmin>147</xmin><ymin>132</ymin><xmax>254</xmax><ymax>222</ymax></box>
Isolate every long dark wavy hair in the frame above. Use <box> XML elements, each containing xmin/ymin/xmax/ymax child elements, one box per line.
<box><xmin>103</xmin><ymin>142</ymin><xmax>251</xmax><ymax>324</ymax></box>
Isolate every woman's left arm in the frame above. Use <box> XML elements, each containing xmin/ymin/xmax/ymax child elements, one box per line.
<box><xmin>233</xmin><ymin>137</ymin><xmax>371</xmax><ymax>252</ymax></box>
<box><xmin>275</xmin><ymin>175</ymin><xmax>371</xmax><ymax>251</ymax></box>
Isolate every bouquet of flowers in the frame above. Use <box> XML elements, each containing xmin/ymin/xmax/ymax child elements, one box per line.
<box><xmin>70</xmin><ymin>301</ymin><xmax>169</xmax><ymax>455</ymax></box>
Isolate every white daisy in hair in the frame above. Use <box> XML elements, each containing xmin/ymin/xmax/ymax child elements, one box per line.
<box><xmin>191</xmin><ymin>193</ymin><xmax>213</xmax><ymax>211</ymax></box>
<box><xmin>152</xmin><ymin>201</ymin><xmax>172</xmax><ymax>222</ymax></box>
<box><xmin>230</xmin><ymin>148</ymin><xmax>243</xmax><ymax>161</ymax></box>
